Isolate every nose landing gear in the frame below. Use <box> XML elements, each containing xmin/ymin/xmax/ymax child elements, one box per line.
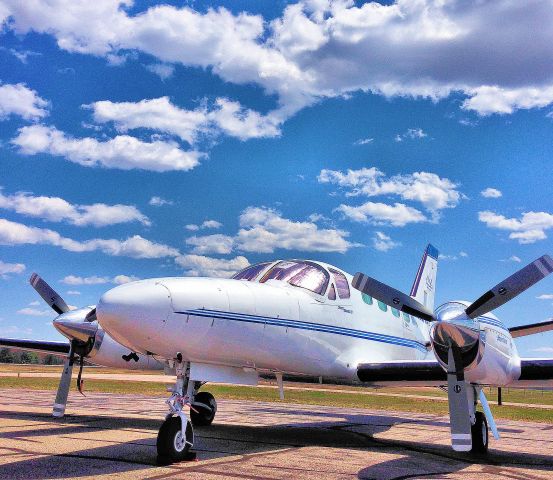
<box><xmin>191</xmin><ymin>391</ymin><xmax>217</xmax><ymax>426</ymax></box>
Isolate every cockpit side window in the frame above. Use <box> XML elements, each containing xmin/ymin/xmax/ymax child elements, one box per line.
<box><xmin>232</xmin><ymin>262</ymin><xmax>272</xmax><ymax>281</ymax></box>
<box><xmin>260</xmin><ymin>260</ymin><xmax>329</xmax><ymax>295</ymax></box>
<box><xmin>329</xmin><ymin>268</ymin><xmax>350</xmax><ymax>299</ymax></box>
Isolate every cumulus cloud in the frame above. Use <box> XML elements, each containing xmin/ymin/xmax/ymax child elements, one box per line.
<box><xmin>145</xmin><ymin>63</ymin><xmax>174</xmax><ymax>80</ymax></box>
<box><xmin>0</xmin><ymin>82</ymin><xmax>49</xmax><ymax>120</ymax></box>
<box><xmin>12</xmin><ymin>125</ymin><xmax>202</xmax><ymax>172</ymax></box>
<box><xmin>175</xmin><ymin>254</ymin><xmax>249</xmax><ymax>278</ymax></box>
<box><xmin>319</xmin><ymin>167</ymin><xmax>461</xmax><ymax>222</ymax></box>
<box><xmin>0</xmin><ymin>260</ymin><xmax>25</xmax><ymax>278</ymax></box>
<box><xmin>61</xmin><ymin>274</ymin><xmax>139</xmax><ymax>285</ymax></box>
<box><xmin>537</xmin><ymin>294</ymin><xmax>553</xmax><ymax>300</ymax></box>
<box><xmin>372</xmin><ymin>231</ymin><xmax>400</xmax><ymax>252</ymax></box>
<box><xmin>481</xmin><ymin>188</ymin><xmax>502</xmax><ymax>198</ymax></box>
<box><xmin>234</xmin><ymin>206</ymin><xmax>357</xmax><ymax>253</ymax></box>
<box><xmin>478</xmin><ymin>210</ymin><xmax>553</xmax><ymax>244</ymax></box>
<box><xmin>0</xmin><ymin>217</ymin><xmax>180</xmax><ymax>258</ymax></box>
<box><xmin>88</xmin><ymin>96</ymin><xmax>281</xmax><ymax>144</ymax></box>
<box><xmin>394</xmin><ymin>128</ymin><xmax>427</xmax><ymax>142</ymax></box>
<box><xmin>185</xmin><ymin>220</ymin><xmax>222</xmax><ymax>231</ymax></box>
<box><xmin>186</xmin><ymin>234</ymin><xmax>234</xmax><ymax>255</ymax></box>
<box><xmin>3</xmin><ymin>1</ymin><xmax>553</xmax><ymax>117</ymax></box>
<box><xmin>336</xmin><ymin>201</ymin><xmax>427</xmax><ymax>227</ymax></box>
<box><xmin>149</xmin><ymin>196</ymin><xmax>173</xmax><ymax>207</ymax></box>
<box><xmin>0</xmin><ymin>188</ymin><xmax>150</xmax><ymax>227</ymax></box>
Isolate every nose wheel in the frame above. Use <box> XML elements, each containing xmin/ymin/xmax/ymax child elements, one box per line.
<box><xmin>191</xmin><ymin>391</ymin><xmax>217</xmax><ymax>426</ymax></box>
<box><xmin>157</xmin><ymin>416</ymin><xmax>194</xmax><ymax>462</ymax></box>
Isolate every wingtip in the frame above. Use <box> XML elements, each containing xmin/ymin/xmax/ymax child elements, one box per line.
<box><xmin>426</xmin><ymin>244</ymin><xmax>439</xmax><ymax>260</ymax></box>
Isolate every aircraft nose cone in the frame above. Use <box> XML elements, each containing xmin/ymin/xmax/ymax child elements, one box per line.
<box><xmin>96</xmin><ymin>280</ymin><xmax>171</xmax><ymax>352</ymax></box>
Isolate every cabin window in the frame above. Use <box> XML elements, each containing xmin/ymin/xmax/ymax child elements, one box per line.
<box><xmin>260</xmin><ymin>260</ymin><xmax>329</xmax><ymax>295</ymax></box>
<box><xmin>377</xmin><ymin>300</ymin><xmax>388</xmax><ymax>312</ymax></box>
<box><xmin>402</xmin><ymin>312</ymin><xmax>411</xmax><ymax>323</ymax></box>
<box><xmin>391</xmin><ymin>307</ymin><xmax>400</xmax><ymax>317</ymax></box>
<box><xmin>232</xmin><ymin>262</ymin><xmax>272</xmax><ymax>281</ymax></box>
<box><xmin>329</xmin><ymin>268</ymin><xmax>350</xmax><ymax>299</ymax></box>
<box><xmin>362</xmin><ymin>293</ymin><xmax>373</xmax><ymax>305</ymax></box>
<box><xmin>328</xmin><ymin>284</ymin><xmax>336</xmax><ymax>300</ymax></box>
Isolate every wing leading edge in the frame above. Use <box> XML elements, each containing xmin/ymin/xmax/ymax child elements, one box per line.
<box><xmin>0</xmin><ymin>338</ymin><xmax>70</xmax><ymax>356</ymax></box>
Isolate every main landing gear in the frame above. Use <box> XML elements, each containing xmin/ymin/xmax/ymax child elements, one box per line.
<box><xmin>156</xmin><ymin>363</ymin><xmax>217</xmax><ymax>462</ymax></box>
<box><xmin>471</xmin><ymin>411</ymin><xmax>489</xmax><ymax>454</ymax></box>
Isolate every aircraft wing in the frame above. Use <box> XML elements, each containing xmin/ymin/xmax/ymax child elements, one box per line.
<box><xmin>0</xmin><ymin>338</ymin><xmax>70</xmax><ymax>356</ymax></box>
<box><xmin>357</xmin><ymin>358</ymin><xmax>553</xmax><ymax>388</ymax></box>
<box><xmin>509</xmin><ymin>318</ymin><xmax>553</xmax><ymax>338</ymax></box>
<box><xmin>357</xmin><ymin>360</ymin><xmax>446</xmax><ymax>386</ymax></box>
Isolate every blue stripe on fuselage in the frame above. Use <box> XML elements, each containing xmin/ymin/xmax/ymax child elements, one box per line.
<box><xmin>175</xmin><ymin>308</ymin><xmax>428</xmax><ymax>352</ymax></box>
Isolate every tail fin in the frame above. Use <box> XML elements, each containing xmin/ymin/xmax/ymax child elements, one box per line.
<box><xmin>410</xmin><ymin>244</ymin><xmax>439</xmax><ymax>311</ymax></box>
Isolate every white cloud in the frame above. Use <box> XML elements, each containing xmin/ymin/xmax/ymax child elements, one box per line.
<box><xmin>145</xmin><ymin>63</ymin><xmax>174</xmax><ymax>80</ymax></box>
<box><xmin>439</xmin><ymin>251</ymin><xmax>468</xmax><ymax>261</ymax></box>
<box><xmin>394</xmin><ymin>128</ymin><xmax>427</xmax><ymax>142</ymax></box>
<box><xmin>318</xmin><ymin>167</ymin><xmax>461</xmax><ymax>217</ymax></box>
<box><xmin>61</xmin><ymin>274</ymin><xmax>139</xmax><ymax>285</ymax></box>
<box><xmin>185</xmin><ymin>220</ymin><xmax>222</xmax><ymax>231</ymax></box>
<box><xmin>186</xmin><ymin>234</ymin><xmax>234</xmax><ymax>255</ymax></box>
<box><xmin>17</xmin><ymin>307</ymin><xmax>51</xmax><ymax>316</ymax></box>
<box><xmin>537</xmin><ymin>294</ymin><xmax>553</xmax><ymax>300</ymax></box>
<box><xmin>481</xmin><ymin>188</ymin><xmax>502</xmax><ymax>199</ymax></box>
<box><xmin>12</xmin><ymin>125</ymin><xmax>202</xmax><ymax>172</ymax></box>
<box><xmin>336</xmin><ymin>201</ymin><xmax>427</xmax><ymax>227</ymax></box>
<box><xmin>508</xmin><ymin>255</ymin><xmax>521</xmax><ymax>263</ymax></box>
<box><xmin>88</xmin><ymin>96</ymin><xmax>281</xmax><ymax>144</ymax></box>
<box><xmin>0</xmin><ymin>260</ymin><xmax>25</xmax><ymax>278</ymax></box>
<box><xmin>0</xmin><ymin>217</ymin><xmax>180</xmax><ymax>258</ymax></box>
<box><xmin>175</xmin><ymin>254</ymin><xmax>249</xmax><ymax>278</ymax></box>
<box><xmin>372</xmin><ymin>231</ymin><xmax>400</xmax><ymax>252</ymax></box>
<box><xmin>532</xmin><ymin>346</ymin><xmax>553</xmax><ymax>354</ymax></box>
<box><xmin>0</xmin><ymin>47</ymin><xmax>41</xmax><ymax>63</ymax></box>
<box><xmin>478</xmin><ymin>210</ymin><xmax>553</xmax><ymax>244</ymax></box>
<box><xmin>354</xmin><ymin>137</ymin><xmax>373</xmax><ymax>145</ymax></box>
<box><xmin>149</xmin><ymin>196</ymin><xmax>173</xmax><ymax>207</ymax></box>
<box><xmin>235</xmin><ymin>206</ymin><xmax>357</xmax><ymax>253</ymax></box>
<box><xmin>4</xmin><ymin>1</ymin><xmax>553</xmax><ymax>117</ymax></box>
<box><xmin>0</xmin><ymin>82</ymin><xmax>49</xmax><ymax>120</ymax></box>
<box><xmin>0</xmin><ymin>188</ymin><xmax>150</xmax><ymax>227</ymax></box>
<box><xmin>66</xmin><ymin>290</ymin><xmax>81</xmax><ymax>295</ymax></box>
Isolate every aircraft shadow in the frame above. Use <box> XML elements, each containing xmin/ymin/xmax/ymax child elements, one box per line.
<box><xmin>1</xmin><ymin>410</ymin><xmax>552</xmax><ymax>479</ymax></box>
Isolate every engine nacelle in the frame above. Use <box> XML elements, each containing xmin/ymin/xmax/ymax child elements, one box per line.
<box><xmin>431</xmin><ymin>301</ymin><xmax>520</xmax><ymax>386</ymax></box>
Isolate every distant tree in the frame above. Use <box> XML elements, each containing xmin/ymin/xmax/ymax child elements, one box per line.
<box><xmin>19</xmin><ymin>351</ymin><xmax>39</xmax><ymax>364</ymax></box>
<box><xmin>44</xmin><ymin>354</ymin><xmax>63</xmax><ymax>365</ymax></box>
<box><xmin>0</xmin><ymin>348</ymin><xmax>14</xmax><ymax>363</ymax></box>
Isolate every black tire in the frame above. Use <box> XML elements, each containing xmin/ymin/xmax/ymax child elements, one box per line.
<box><xmin>470</xmin><ymin>411</ymin><xmax>488</xmax><ymax>454</ymax></box>
<box><xmin>191</xmin><ymin>391</ymin><xmax>217</xmax><ymax>426</ymax></box>
<box><xmin>156</xmin><ymin>416</ymin><xmax>194</xmax><ymax>462</ymax></box>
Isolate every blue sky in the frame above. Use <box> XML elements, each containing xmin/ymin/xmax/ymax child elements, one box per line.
<box><xmin>0</xmin><ymin>0</ymin><xmax>552</xmax><ymax>357</ymax></box>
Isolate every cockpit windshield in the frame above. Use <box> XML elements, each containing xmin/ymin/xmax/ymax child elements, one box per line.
<box><xmin>232</xmin><ymin>262</ymin><xmax>272</xmax><ymax>281</ymax></box>
<box><xmin>259</xmin><ymin>260</ymin><xmax>329</xmax><ymax>295</ymax></box>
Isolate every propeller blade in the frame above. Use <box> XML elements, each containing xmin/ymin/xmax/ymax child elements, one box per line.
<box><xmin>465</xmin><ymin>255</ymin><xmax>553</xmax><ymax>319</ymax></box>
<box><xmin>446</xmin><ymin>345</ymin><xmax>472</xmax><ymax>452</ymax></box>
<box><xmin>52</xmin><ymin>342</ymin><xmax>75</xmax><ymax>417</ymax></box>
<box><xmin>30</xmin><ymin>273</ymin><xmax>69</xmax><ymax>315</ymax></box>
<box><xmin>352</xmin><ymin>272</ymin><xmax>436</xmax><ymax>321</ymax></box>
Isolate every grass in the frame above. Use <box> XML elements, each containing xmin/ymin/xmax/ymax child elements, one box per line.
<box><xmin>1</xmin><ymin>375</ymin><xmax>552</xmax><ymax>423</ymax></box>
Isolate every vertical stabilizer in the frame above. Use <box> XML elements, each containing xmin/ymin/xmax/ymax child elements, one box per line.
<box><xmin>410</xmin><ymin>244</ymin><xmax>439</xmax><ymax>311</ymax></box>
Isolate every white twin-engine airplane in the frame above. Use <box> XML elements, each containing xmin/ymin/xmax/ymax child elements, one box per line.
<box><xmin>2</xmin><ymin>245</ymin><xmax>553</xmax><ymax>461</ymax></box>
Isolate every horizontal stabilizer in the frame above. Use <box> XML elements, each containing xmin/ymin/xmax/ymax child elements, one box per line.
<box><xmin>357</xmin><ymin>360</ymin><xmax>445</xmax><ymax>383</ymax></box>
<box><xmin>0</xmin><ymin>338</ymin><xmax>70</xmax><ymax>355</ymax></box>
<box><xmin>509</xmin><ymin>319</ymin><xmax>553</xmax><ymax>338</ymax></box>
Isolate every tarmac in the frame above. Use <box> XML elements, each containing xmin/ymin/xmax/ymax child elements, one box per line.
<box><xmin>0</xmin><ymin>388</ymin><xmax>552</xmax><ymax>479</ymax></box>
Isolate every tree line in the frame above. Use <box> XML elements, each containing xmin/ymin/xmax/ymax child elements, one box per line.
<box><xmin>0</xmin><ymin>348</ymin><xmax>64</xmax><ymax>365</ymax></box>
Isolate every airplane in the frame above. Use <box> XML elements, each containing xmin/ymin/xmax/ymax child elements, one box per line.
<box><xmin>2</xmin><ymin>245</ymin><xmax>553</xmax><ymax>462</ymax></box>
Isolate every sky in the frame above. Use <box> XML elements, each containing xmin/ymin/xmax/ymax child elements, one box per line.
<box><xmin>0</xmin><ymin>0</ymin><xmax>552</xmax><ymax>357</ymax></box>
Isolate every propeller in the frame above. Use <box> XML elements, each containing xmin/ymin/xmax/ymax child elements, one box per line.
<box><xmin>352</xmin><ymin>272</ymin><xmax>435</xmax><ymax>321</ymax></box>
<box><xmin>29</xmin><ymin>273</ymin><xmax>96</xmax><ymax>416</ymax></box>
<box><xmin>464</xmin><ymin>254</ymin><xmax>553</xmax><ymax>319</ymax></box>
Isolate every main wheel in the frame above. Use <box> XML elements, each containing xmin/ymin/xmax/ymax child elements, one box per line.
<box><xmin>156</xmin><ymin>416</ymin><xmax>194</xmax><ymax>462</ymax></box>
<box><xmin>470</xmin><ymin>411</ymin><xmax>488</xmax><ymax>454</ymax></box>
<box><xmin>191</xmin><ymin>391</ymin><xmax>217</xmax><ymax>426</ymax></box>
